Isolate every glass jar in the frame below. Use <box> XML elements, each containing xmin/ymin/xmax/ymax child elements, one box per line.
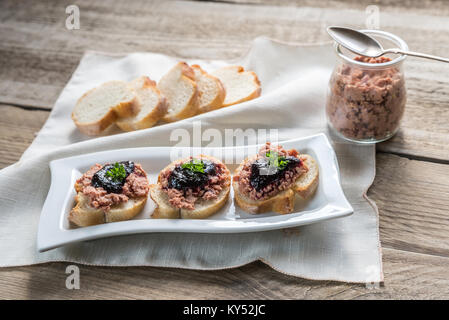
<box><xmin>326</xmin><ymin>30</ymin><xmax>408</xmax><ymax>143</ymax></box>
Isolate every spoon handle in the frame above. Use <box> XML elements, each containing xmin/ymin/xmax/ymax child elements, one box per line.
<box><xmin>383</xmin><ymin>48</ymin><xmax>449</xmax><ymax>63</ymax></box>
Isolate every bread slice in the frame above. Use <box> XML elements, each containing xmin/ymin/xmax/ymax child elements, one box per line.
<box><xmin>233</xmin><ymin>154</ymin><xmax>319</xmax><ymax>215</ymax></box>
<box><xmin>150</xmin><ymin>184</ymin><xmax>230</xmax><ymax>219</ymax></box>
<box><xmin>234</xmin><ymin>185</ymin><xmax>296</xmax><ymax>215</ymax></box>
<box><xmin>116</xmin><ymin>76</ymin><xmax>168</xmax><ymax>131</ymax></box>
<box><xmin>69</xmin><ymin>193</ymin><xmax>147</xmax><ymax>227</ymax></box>
<box><xmin>159</xmin><ymin>62</ymin><xmax>199</xmax><ymax>122</ymax></box>
<box><xmin>294</xmin><ymin>154</ymin><xmax>319</xmax><ymax>199</ymax></box>
<box><xmin>150</xmin><ymin>155</ymin><xmax>231</xmax><ymax>219</ymax></box>
<box><xmin>180</xmin><ymin>187</ymin><xmax>230</xmax><ymax>219</ymax></box>
<box><xmin>191</xmin><ymin>65</ymin><xmax>226</xmax><ymax>113</ymax></box>
<box><xmin>211</xmin><ymin>66</ymin><xmax>261</xmax><ymax>107</ymax></box>
<box><xmin>149</xmin><ymin>184</ymin><xmax>181</xmax><ymax>219</ymax></box>
<box><xmin>72</xmin><ymin>80</ymin><xmax>141</xmax><ymax>136</ymax></box>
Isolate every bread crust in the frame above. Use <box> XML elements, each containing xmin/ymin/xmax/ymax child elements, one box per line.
<box><xmin>294</xmin><ymin>154</ymin><xmax>319</xmax><ymax>199</ymax></box>
<box><xmin>72</xmin><ymin>107</ymin><xmax>117</xmax><ymax>136</ymax></box>
<box><xmin>213</xmin><ymin>65</ymin><xmax>261</xmax><ymax>107</ymax></box>
<box><xmin>69</xmin><ymin>193</ymin><xmax>147</xmax><ymax>227</ymax></box>
<box><xmin>150</xmin><ymin>184</ymin><xmax>181</xmax><ymax>219</ymax></box>
<box><xmin>161</xmin><ymin>62</ymin><xmax>200</xmax><ymax>122</ymax></box>
<box><xmin>71</xmin><ymin>81</ymin><xmax>140</xmax><ymax>136</ymax></box>
<box><xmin>113</xmin><ymin>94</ymin><xmax>141</xmax><ymax>118</ymax></box>
<box><xmin>116</xmin><ymin>76</ymin><xmax>168</xmax><ymax>131</ymax></box>
<box><xmin>191</xmin><ymin>64</ymin><xmax>226</xmax><ymax>113</ymax></box>
<box><xmin>181</xmin><ymin>187</ymin><xmax>230</xmax><ymax>219</ymax></box>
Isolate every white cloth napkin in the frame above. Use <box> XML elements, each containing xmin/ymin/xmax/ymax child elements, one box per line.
<box><xmin>0</xmin><ymin>37</ymin><xmax>382</xmax><ymax>283</ymax></box>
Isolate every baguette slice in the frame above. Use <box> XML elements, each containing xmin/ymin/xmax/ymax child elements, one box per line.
<box><xmin>116</xmin><ymin>76</ymin><xmax>168</xmax><ymax>131</ymax></box>
<box><xmin>150</xmin><ymin>184</ymin><xmax>230</xmax><ymax>219</ymax></box>
<box><xmin>72</xmin><ymin>81</ymin><xmax>141</xmax><ymax>136</ymax></box>
<box><xmin>191</xmin><ymin>65</ymin><xmax>226</xmax><ymax>113</ymax></box>
<box><xmin>233</xmin><ymin>154</ymin><xmax>319</xmax><ymax>215</ymax></box>
<box><xmin>149</xmin><ymin>184</ymin><xmax>180</xmax><ymax>219</ymax></box>
<box><xmin>69</xmin><ymin>193</ymin><xmax>147</xmax><ymax>227</ymax></box>
<box><xmin>159</xmin><ymin>62</ymin><xmax>199</xmax><ymax>122</ymax></box>
<box><xmin>150</xmin><ymin>155</ymin><xmax>231</xmax><ymax>219</ymax></box>
<box><xmin>212</xmin><ymin>66</ymin><xmax>261</xmax><ymax>107</ymax></box>
<box><xmin>234</xmin><ymin>184</ymin><xmax>296</xmax><ymax>215</ymax></box>
<box><xmin>294</xmin><ymin>154</ymin><xmax>319</xmax><ymax>199</ymax></box>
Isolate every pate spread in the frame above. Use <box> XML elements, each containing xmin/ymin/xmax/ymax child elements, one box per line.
<box><xmin>326</xmin><ymin>56</ymin><xmax>406</xmax><ymax>141</ymax></box>
<box><xmin>234</xmin><ymin>142</ymin><xmax>308</xmax><ymax>201</ymax></box>
<box><xmin>75</xmin><ymin>162</ymin><xmax>149</xmax><ymax>211</ymax></box>
<box><xmin>160</xmin><ymin>158</ymin><xmax>230</xmax><ymax>210</ymax></box>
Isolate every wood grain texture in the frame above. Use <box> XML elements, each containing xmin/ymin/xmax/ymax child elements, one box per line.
<box><xmin>0</xmin><ymin>0</ymin><xmax>448</xmax><ymax>159</ymax></box>
<box><xmin>209</xmin><ymin>0</ymin><xmax>449</xmax><ymax>15</ymax></box>
<box><xmin>1</xmin><ymin>248</ymin><xmax>449</xmax><ymax>299</ymax></box>
<box><xmin>0</xmin><ymin>105</ymin><xmax>49</xmax><ymax>168</ymax></box>
<box><xmin>1</xmin><ymin>0</ymin><xmax>449</xmax><ymax>299</ymax></box>
<box><xmin>369</xmin><ymin>154</ymin><xmax>449</xmax><ymax>257</ymax></box>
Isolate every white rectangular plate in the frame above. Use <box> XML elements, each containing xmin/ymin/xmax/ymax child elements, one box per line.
<box><xmin>37</xmin><ymin>133</ymin><xmax>353</xmax><ymax>252</ymax></box>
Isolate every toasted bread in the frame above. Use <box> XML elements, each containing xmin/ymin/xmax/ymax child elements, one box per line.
<box><xmin>149</xmin><ymin>184</ymin><xmax>180</xmax><ymax>219</ymax></box>
<box><xmin>72</xmin><ymin>80</ymin><xmax>141</xmax><ymax>136</ymax></box>
<box><xmin>69</xmin><ymin>193</ymin><xmax>147</xmax><ymax>227</ymax></box>
<box><xmin>294</xmin><ymin>154</ymin><xmax>319</xmax><ymax>199</ymax></box>
<box><xmin>69</xmin><ymin>162</ymin><xmax>149</xmax><ymax>227</ymax></box>
<box><xmin>233</xmin><ymin>154</ymin><xmax>319</xmax><ymax>215</ymax></box>
<box><xmin>234</xmin><ymin>183</ymin><xmax>296</xmax><ymax>215</ymax></box>
<box><xmin>116</xmin><ymin>76</ymin><xmax>168</xmax><ymax>131</ymax></box>
<box><xmin>159</xmin><ymin>62</ymin><xmax>199</xmax><ymax>122</ymax></box>
<box><xmin>191</xmin><ymin>65</ymin><xmax>226</xmax><ymax>113</ymax></box>
<box><xmin>212</xmin><ymin>66</ymin><xmax>261</xmax><ymax>107</ymax></box>
<box><xmin>150</xmin><ymin>184</ymin><xmax>230</xmax><ymax>219</ymax></box>
<box><xmin>150</xmin><ymin>155</ymin><xmax>231</xmax><ymax>219</ymax></box>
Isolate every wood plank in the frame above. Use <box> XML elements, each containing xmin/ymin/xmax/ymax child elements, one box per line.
<box><xmin>0</xmin><ymin>0</ymin><xmax>448</xmax><ymax>159</ymax></box>
<box><xmin>0</xmin><ymin>247</ymin><xmax>448</xmax><ymax>299</ymax></box>
<box><xmin>378</xmin><ymin>63</ymin><xmax>449</xmax><ymax>161</ymax></box>
<box><xmin>209</xmin><ymin>0</ymin><xmax>449</xmax><ymax>15</ymax></box>
<box><xmin>1</xmin><ymin>0</ymin><xmax>449</xmax><ymax>106</ymax></box>
<box><xmin>368</xmin><ymin>153</ymin><xmax>449</xmax><ymax>257</ymax></box>
<box><xmin>0</xmin><ymin>50</ymin><xmax>80</xmax><ymax>109</ymax></box>
<box><xmin>0</xmin><ymin>105</ymin><xmax>49</xmax><ymax>169</ymax></box>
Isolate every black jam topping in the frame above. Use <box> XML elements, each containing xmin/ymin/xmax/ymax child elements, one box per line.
<box><xmin>249</xmin><ymin>156</ymin><xmax>300</xmax><ymax>191</ymax></box>
<box><xmin>168</xmin><ymin>159</ymin><xmax>216</xmax><ymax>191</ymax></box>
<box><xmin>91</xmin><ymin>161</ymin><xmax>135</xmax><ymax>194</ymax></box>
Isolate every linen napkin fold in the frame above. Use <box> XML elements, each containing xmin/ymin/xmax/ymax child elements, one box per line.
<box><xmin>0</xmin><ymin>37</ymin><xmax>382</xmax><ymax>283</ymax></box>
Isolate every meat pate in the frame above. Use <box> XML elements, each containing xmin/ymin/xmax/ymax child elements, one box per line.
<box><xmin>234</xmin><ymin>142</ymin><xmax>308</xmax><ymax>201</ymax></box>
<box><xmin>326</xmin><ymin>56</ymin><xmax>406</xmax><ymax>141</ymax></box>
<box><xmin>159</xmin><ymin>157</ymin><xmax>230</xmax><ymax>210</ymax></box>
<box><xmin>75</xmin><ymin>162</ymin><xmax>149</xmax><ymax>212</ymax></box>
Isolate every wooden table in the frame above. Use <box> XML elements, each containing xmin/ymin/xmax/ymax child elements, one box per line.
<box><xmin>1</xmin><ymin>0</ymin><xmax>448</xmax><ymax>299</ymax></box>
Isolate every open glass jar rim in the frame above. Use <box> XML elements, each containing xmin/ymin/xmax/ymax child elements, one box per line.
<box><xmin>334</xmin><ymin>30</ymin><xmax>409</xmax><ymax>69</ymax></box>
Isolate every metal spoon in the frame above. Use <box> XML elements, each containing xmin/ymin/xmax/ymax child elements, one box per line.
<box><xmin>327</xmin><ymin>26</ymin><xmax>449</xmax><ymax>63</ymax></box>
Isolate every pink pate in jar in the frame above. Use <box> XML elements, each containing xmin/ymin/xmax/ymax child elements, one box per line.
<box><xmin>326</xmin><ymin>30</ymin><xmax>408</xmax><ymax>143</ymax></box>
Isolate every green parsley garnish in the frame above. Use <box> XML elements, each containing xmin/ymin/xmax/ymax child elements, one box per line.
<box><xmin>106</xmin><ymin>162</ymin><xmax>127</xmax><ymax>182</ymax></box>
<box><xmin>265</xmin><ymin>151</ymin><xmax>289</xmax><ymax>170</ymax></box>
<box><xmin>181</xmin><ymin>159</ymin><xmax>205</xmax><ymax>173</ymax></box>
